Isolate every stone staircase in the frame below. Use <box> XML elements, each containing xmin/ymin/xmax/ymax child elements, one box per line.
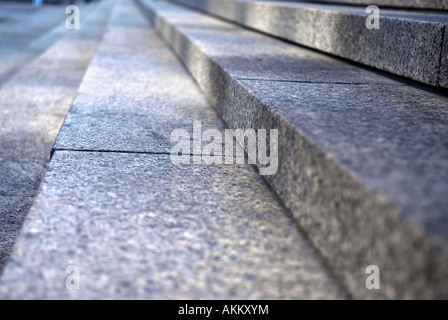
<box><xmin>136</xmin><ymin>0</ymin><xmax>448</xmax><ymax>299</ymax></box>
<box><xmin>0</xmin><ymin>0</ymin><xmax>112</xmax><ymax>272</ymax></box>
<box><xmin>0</xmin><ymin>0</ymin><xmax>346</xmax><ymax>299</ymax></box>
<box><xmin>0</xmin><ymin>0</ymin><xmax>447</xmax><ymax>299</ymax></box>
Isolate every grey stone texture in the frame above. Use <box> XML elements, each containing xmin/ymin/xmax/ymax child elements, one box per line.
<box><xmin>440</xmin><ymin>26</ymin><xmax>448</xmax><ymax>87</ymax></box>
<box><xmin>0</xmin><ymin>151</ymin><xmax>346</xmax><ymax>299</ymax></box>
<box><xmin>0</xmin><ymin>1</ymin><xmax>113</xmax><ymax>274</ymax></box>
<box><xmin>173</xmin><ymin>0</ymin><xmax>448</xmax><ymax>88</ymax></box>
<box><xmin>0</xmin><ymin>1</ymin><xmax>99</xmax><ymax>86</ymax></box>
<box><xmin>299</xmin><ymin>0</ymin><xmax>448</xmax><ymax>10</ymax></box>
<box><xmin>0</xmin><ymin>196</ymin><xmax>33</xmax><ymax>273</ymax></box>
<box><xmin>0</xmin><ymin>0</ymin><xmax>347</xmax><ymax>299</ymax></box>
<box><xmin>138</xmin><ymin>0</ymin><xmax>448</xmax><ymax>298</ymax></box>
<box><xmin>0</xmin><ymin>2</ymin><xmax>112</xmax><ymax>195</ymax></box>
<box><xmin>53</xmin><ymin>23</ymin><xmax>227</xmax><ymax>153</ymax></box>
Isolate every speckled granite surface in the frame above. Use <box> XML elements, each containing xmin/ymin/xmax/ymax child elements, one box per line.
<box><xmin>0</xmin><ymin>2</ymin><xmax>112</xmax><ymax>275</ymax></box>
<box><xmin>138</xmin><ymin>0</ymin><xmax>448</xmax><ymax>298</ymax></box>
<box><xmin>0</xmin><ymin>0</ymin><xmax>347</xmax><ymax>299</ymax></box>
<box><xmin>0</xmin><ymin>151</ymin><xmax>346</xmax><ymax>299</ymax></box>
<box><xmin>0</xmin><ymin>197</ymin><xmax>33</xmax><ymax>272</ymax></box>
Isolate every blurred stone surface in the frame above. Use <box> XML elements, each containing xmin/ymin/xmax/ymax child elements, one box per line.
<box><xmin>53</xmin><ymin>26</ymin><xmax>226</xmax><ymax>153</ymax></box>
<box><xmin>0</xmin><ymin>0</ymin><xmax>112</xmax><ymax>274</ymax></box>
<box><xmin>0</xmin><ymin>0</ymin><xmax>97</xmax><ymax>86</ymax></box>
<box><xmin>298</xmin><ymin>0</ymin><xmax>448</xmax><ymax>10</ymax></box>
<box><xmin>0</xmin><ymin>196</ymin><xmax>33</xmax><ymax>273</ymax></box>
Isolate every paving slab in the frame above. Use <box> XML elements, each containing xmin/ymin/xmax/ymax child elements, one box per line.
<box><xmin>0</xmin><ymin>68</ymin><xmax>88</xmax><ymax>199</ymax></box>
<box><xmin>0</xmin><ymin>151</ymin><xmax>347</xmax><ymax>299</ymax></box>
<box><xmin>173</xmin><ymin>0</ymin><xmax>448</xmax><ymax>88</ymax></box>
<box><xmin>138</xmin><ymin>0</ymin><xmax>448</xmax><ymax>299</ymax></box>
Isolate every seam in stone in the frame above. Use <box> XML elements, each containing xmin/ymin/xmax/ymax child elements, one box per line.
<box><xmin>52</xmin><ymin>148</ymin><xmax>248</xmax><ymax>158</ymax></box>
<box><xmin>53</xmin><ymin>148</ymin><xmax>172</xmax><ymax>156</ymax></box>
<box><xmin>235</xmin><ymin>77</ymin><xmax>396</xmax><ymax>85</ymax></box>
<box><xmin>0</xmin><ymin>194</ymin><xmax>34</xmax><ymax>198</ymax></box>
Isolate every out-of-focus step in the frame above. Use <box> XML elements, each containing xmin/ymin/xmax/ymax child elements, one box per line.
<box><xmin>0</xmin><ymin>0</ymin><xmax>347</xmax><ymax>300</ymax></box>
<box><xmin>172</xmin><ymin>0</ymin><xmax>448</xmax><ymax>88</ymax></box>
<box><xmin>0</xmin><ymin>0</ymin><xmax>113</xmax><ymax>273</ymax></box>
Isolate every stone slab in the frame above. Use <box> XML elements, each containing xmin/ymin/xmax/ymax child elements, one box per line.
<box><xmin>0</xmin><ymin>151</ymin><xmax>347</xmax><ymax>299</ymax></box>
<box><xmin>173</xmin><ymin>0</ymin><xmax>448</xmax><ymax>88</ymax></box>
<box><xmin>53</xmin><ymin>7</ymin><xmax>227</xmax><ymax>154</ymax></box>
<box><xmin>138</xmin><ymin>0</ymin><xmax>448</xmax><ymax>299</ymax></box>
<box><xmin>0</xmin><ymin>68</ymin><xmax>88</xmax><ymax>199</ymax></box>
<box><xmin>154</xmin><ymin>1</ymin><xmax>401</xmax><ymax>84</ymax></box>
<box><xmin>0</xmin><ymin>0</ymin><xmax>346</xmax><ymax>299</ymax></box>
<box><xmin>233</xmin><ymin>79</ymin><xmax>448</xmax><ymax>298</ymax></box>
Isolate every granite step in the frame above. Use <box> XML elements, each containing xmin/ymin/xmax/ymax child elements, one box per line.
<box><xmin>0</xmin><ymin>0</ymin><xmax>113</xmax><ymax>273</ymax></box>
<box><xmin>0</xmin><ymin>0</ymin><xmax>347</xmax><ymax>299</ymax></box>
<box><xmin>171</xmin><ymin>0</ymin><xmax>448</xmax><ymax>89</ymax></box>
<box><xmin>137</xmin><ymin>0</ymin><xmax>448</xmax><ymax>299</ymax></box>
<box><xmin>294</xmin><ymin>0</ymin><xmax>448</xmax><ymax>10</ymax></box>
